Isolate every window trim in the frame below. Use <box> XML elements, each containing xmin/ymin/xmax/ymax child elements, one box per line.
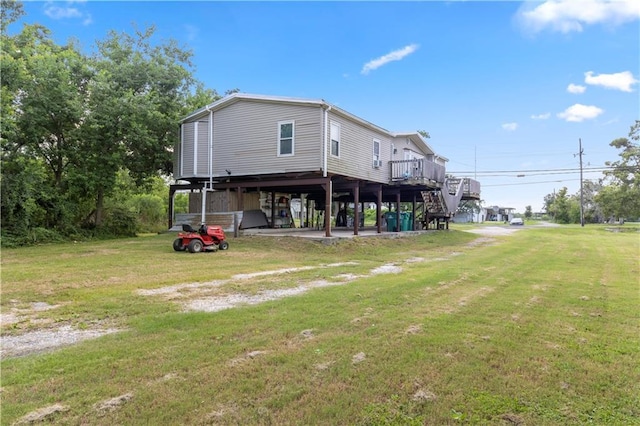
<box><xmin>372</xmin><ymin>139</ymin><xmax>381</xmax><ymax>166</ymax></box>
<box><xmin>330</xmin><ymin>121</ymin><xmax>340</xmax><ymax>158</ymax></box>
<box><xmin>277</xmin><ymin>120</ymin><xmax>295</xmax><ymax>157</ymax></box>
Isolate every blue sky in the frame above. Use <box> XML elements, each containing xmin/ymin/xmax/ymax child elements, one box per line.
<box><xmin>15</xmin><ymin>1</ymin><xmax>640</xmax><ymax>213</ymax></box>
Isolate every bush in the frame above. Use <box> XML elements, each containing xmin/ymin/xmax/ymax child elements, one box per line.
<box><xmin>129</xmin><ymin>194</ymin><xmax>166</xmax><ymax>233</ymax></box>
<box><xmin>99</xmin><ymin>206</ymin><xmax>139</xmax><ymax>237</ymax></box>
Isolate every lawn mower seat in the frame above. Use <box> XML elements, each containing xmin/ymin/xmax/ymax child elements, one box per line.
<box><xmin>182</xmin><ymin>224</ymin><xmax>197</xmax><ymax>233</ymax></box>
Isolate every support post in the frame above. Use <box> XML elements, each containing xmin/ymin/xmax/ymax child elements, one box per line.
<box><xmin>201</xmin><ymin>187</ymin><xmax>207</xmax><ymax>224</ymax></box>
<box><xmin>237</xmin><ymin>187</ymin><xmax>243</xmax><ymax>212</ymax></box>
<box><xmin>412</xmin><ymin>192</ymin><xmax>417</xmax><ymax>231</ymax></box>
<box><xmin>168</xmin><ymin>187</ymin><xmax>176</xmax><ymax>229</ymax></box>
<box><xmin>324</xmin><ymin>177</ymin><xmax>332</xmax><ymax>237</ymax></box>
<box><xmin>270</xmin><ymin>191</ymin><xmax>276</xmax><ymax>228</ymax></box>
<box><xmin>305</xmin><ymin>197</ymin><xmax>310</xmax><ymax>228</ymax></box>
<box><xmin>354</xmin><ymin>184</ymin><xmax>360</xmax><ymax>236</ymax></box>
<box><xmin>377</xmin><ymin>185</ymin><xmax>383</xmax><ymax>234</ymax></box>
<box><xmin>396</xmin><ymin>192</ymin><xmax>401</xmax><ymax>233</ymax></box>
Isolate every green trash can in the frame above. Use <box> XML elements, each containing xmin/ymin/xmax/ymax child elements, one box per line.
<box><xmin>401</xmin><ymin>212</ymin><xmax>412</xmax><ymax>231</ymax></box>
<box><xmin>385</xmin><ymin>212</ymin><xmax>397</xmax><ymax>232</ymax></box>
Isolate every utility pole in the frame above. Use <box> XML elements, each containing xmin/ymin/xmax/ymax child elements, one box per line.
<box><xmin>577</xmin><ymin>138</ymin><xmax>584</xmax><ymax>227</ymax></box>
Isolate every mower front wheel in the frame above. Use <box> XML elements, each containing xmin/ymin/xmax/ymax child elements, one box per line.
<box><xmin>188</xmin><ymin>239</ymin><xmax>204</xmax><ymax>253</ymax></box>
<box><xmin>219</xmin><ymin>241</ymin><xmax>229</xmax><ymax>250</ymax></box>
<box><xmin>173</xmin><ymin>238</ymin><xmax>186</xmax><ymax>251</ymax></box>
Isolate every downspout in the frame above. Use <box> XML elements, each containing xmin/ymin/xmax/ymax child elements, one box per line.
<box><xmin>322</xmin><ymin>103</ymin><xmax>333</xmax><ymax>237</ymax></box>
<box><xmin>207</xmin><ymin>107</ymin><xmax>213</xmax><ymax>190</ymax></box>
<box><xmin>323</xmin><ymin>104</ymin><xmax>332</xmax><ymax>177</ymax></box>
<box><xmin>201</xmin><ymin>105</ymin><xmax>214</xmax><ymax>224</ymax></box>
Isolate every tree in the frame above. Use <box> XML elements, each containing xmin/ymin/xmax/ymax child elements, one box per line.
<box><xmin>78</xmin><ymin>26</ymin><xmax>196</xmax><ymax>225</ymax></box>
<box><xmin>417</xmin><ymin>130</ymin><xmax>431</xmax><ymax>139</ymax></box>
<box><xmin>2</xmin><ymin>7</ymin><xmax>91</xmax><ymax>231</ymax></box>
<box><xmin>580</xmin><ymin>180</ymin><xmax>604</xmax><ymax>223</ymax></box>
<box><xmin>524</xmin><ymin>205</ymin><xmax>532</xmax><ymax>219</ymax></box>
<box><xmin>543</xmin><ymin>192</ymin><xmax>556</xmax><ymax>220</ymax></box>
<box><xmin>2</xmin><ymin>3</ymin><xmax>228</xmax><ymax>243</ymax></box>
<box><xmin>549</xmin><ymin>187</ymin><xmax>573</xmax><ymax>224</ymax></box>
<box><xmin>596</xmin><ymin>121</ymin><xmax>640</xmax><ymax>220</ymax></box>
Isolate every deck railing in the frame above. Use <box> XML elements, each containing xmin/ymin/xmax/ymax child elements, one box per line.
<box><xmin>390</xmin><ymin>159</ymin><xmax>445</xmax><ymax>184</ymax></box>
<box><xmin>446</xmin><ymin>177</ymin><xmax>481</xmax><ymax>198</ymax></box>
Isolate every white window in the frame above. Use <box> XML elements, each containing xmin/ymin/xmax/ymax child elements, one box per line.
<box><xmin>373</xmin><ymin>139</ymin><xmax>381</xmax><ymax>168</ymax></box>
<box><xmin>278</xmin><ymin>121</ymin><xmax>294</xmax><ymax>156</ymax></box>
<box><xmin>330</xmin><ymin>121</ymin><xmax>340</xmax><ymax>157</ymax></box>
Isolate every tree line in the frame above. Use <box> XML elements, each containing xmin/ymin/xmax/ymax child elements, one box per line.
<box><xmin>542</xmin><ymin>121</ymin><xmax>640</xmax><ymax>224</ymax></box>
<box><xmin>1</xmin><ymin>0</ymin><xmax>229</xmax><ymax>246</ymax></box>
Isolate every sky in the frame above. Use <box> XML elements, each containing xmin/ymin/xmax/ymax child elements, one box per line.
<box><xmin>14</xmin><ymin>0</ymin><xmax>640</xmax><ymax>213</ymax></box>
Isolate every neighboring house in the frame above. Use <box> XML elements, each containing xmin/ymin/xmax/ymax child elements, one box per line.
<box><xmin>485</xmin><ymin>206</ymin><xmax>515</xmax><ymax>222</ymax></box>
<box><xmin>453</xmin><ymin>208</ymin><xmax>486</xmax><ymax>223</ymax></box>
<box><xmin>170</xmin><ymin>93</ymin><xmax>480</xmax><ymax>236</ymax></box>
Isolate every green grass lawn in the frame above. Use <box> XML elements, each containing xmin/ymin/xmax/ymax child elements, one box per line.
<box><xmin>1</xmin><ymin>225</ymin><xmax>638</xmax><ymax>425</ymax></box>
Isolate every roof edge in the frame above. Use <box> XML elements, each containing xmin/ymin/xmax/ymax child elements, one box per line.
<box><xmin>180</xmin><ymin>93</ymin><xmax>326</xmax><ymax>123</ymax></box>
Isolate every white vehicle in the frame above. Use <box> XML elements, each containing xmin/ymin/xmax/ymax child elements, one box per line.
<box><xmin>509</xmin><ymin>218</ymin><xmax>524</xmax><ymax>226</ymax></box>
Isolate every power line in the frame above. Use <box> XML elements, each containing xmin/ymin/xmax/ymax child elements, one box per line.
<box><xmin>468</xmin><ymin>169</ymin><xmax>609</xmax><ymax>178</ymax></box>
<box><xmin>483</xmin><ymin>178</ymin><xmax>581</xmax><ymax>187</ymax></box>
<box><xmin>449</xmin><ymin>165</ymin><xmax>637</xmax><ymax>175</ymax></box>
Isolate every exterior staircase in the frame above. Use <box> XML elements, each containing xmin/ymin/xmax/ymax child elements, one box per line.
<box><xmin>420</xmin><ymin>178</ymin><xmax>466</xmax><ymax>229</ymax></box>
<box><xmin>422</xmin><ymin>178</ymin><xmax>465</xmax><ymax>216</ymax></box>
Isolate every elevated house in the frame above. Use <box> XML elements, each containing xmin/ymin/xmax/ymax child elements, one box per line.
<box><xmin>170</xmin><ymin>93</ymin><xmax>480</xmax><ymax>237</ymax></box>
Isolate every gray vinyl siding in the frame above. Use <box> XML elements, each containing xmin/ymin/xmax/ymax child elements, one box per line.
<box><xmin>173</xmin><ymin>138</ymin><xmax>181</xmax><ymax>178</ymax></box>
<box><xmin>196</xmin><ymin>120</ymin><xmax>209</xmax><ymax>176</ymax></box>
<box><xmin>325</xmin><ymin>111</ymin><xmax>391</xmax><ymax>183</ymax></box>
<box><xmin>212</xmin><ymin>101</ymin><xmax>322</xmax><ymax>177</ymax></box>
<box><xmin>181</xmin><ymin>122</ymin><xmax>195</xmax><ymax>177</ymax></box>
<box><xmin>391</xmin><ymin>136</ymin><xmax>428</xmax><ymax>159</ymax></box>
<box><xmin>178</xmin><ymin>119</ymin><xmax>210</xmax><ymax>179</ymax></box>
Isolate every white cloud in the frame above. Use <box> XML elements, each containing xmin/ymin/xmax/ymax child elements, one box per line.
<box><xmin>361</xmin><ymin>44</ymin><xmax>419</xmax><ymax>75</ymax></box>
<box><xmin>44</xmin><ymin>1</ymin><xmax>92</xmax><ymax>26</ymax></box>
<box><xmin>584</xmin><ymin>71</ymin><xmax>638</xmax><ymax>92</ymax></box>
<box><xmin>502</xmin><ymin>122</ymin><xmax>518</xmax><ymax>131</ymax></box>
<box><xmin>557</xmin><ymin>103</ymin><xmax>604</xmax><ymax>122</ymax></box>
<box><xmin>184</xmin><ymin>24</ymin><xmax>199</xmax><ymax>42</ymax></box>
<box><xmin>516</xmin><ymin>0</ymin><xmax>640</xmax><ymax>34</ymax></box>
<box><xmin>567</xmin><ymin>83</ymin><xmax>586</xmax><ymax>94</ymax></box>
<box><xmin>531</xmin><ymin>112</ymin><xmax>551</xmax><ymax>120</ymax></box>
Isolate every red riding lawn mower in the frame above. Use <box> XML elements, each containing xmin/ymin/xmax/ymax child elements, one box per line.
<box><xmin>173</xmin><ymin>224</ymin><xmax>229</xmax><ymax>253</ymax></box>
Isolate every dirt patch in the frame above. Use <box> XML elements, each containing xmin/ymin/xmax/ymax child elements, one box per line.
<box><xmin>300</xmin><ymin>329</ymin><xmax>314</xmax><ymax>339</ymax></box>
<box><xmin>0</xmin><ymin>301</ymin><xmax>61</xmax><ymax>327</ymax></box>
<box><xmin>205</xmin><ymin>403</ymin><xmax>239</xmax><ymax>422</ymax></box>
<box><xmin>228</xmin><ymin>350</ymin><xmax>268</xmax><ymax>366</ymax></box>
<box><xmin>466</xmin><ymin>226</ymin><xmax>522</xmax><ymax>237</ymax></box>
<box><xmin>231</xmin><ymin>262</ymin><xmax>358</xmax><ymax>280</ymax></box>
<box><xmin>371</xmin><ymin>264</ymin><xmax>402</xmax><ymax>275</ymax></box>
<box><xmin>1</xmin><ymin>325</ymin><xmax>120</xmax><ymax>359</ymax></box>
<box><xmin>500</xmin><ymin>413</ymin><xmax>525</xmax><ymax>425</ymax></box>
<box><xmin>314</xmin><ymin>361</ymin><xmax>335</xmax><ymax>371</ymax></box>
<box><xmin>404</xmin><ymin>324</ymin><xmax>422</xmax><ymax>335</ymax></box>
<box><xmin>12</xmin><ymin>404</ymin><xmax>69</xmax><ymax>425</ymax></box>
<box><xmin>94</xmin><ymin>393</ymin><xmax>134</xmax><ymax>416</ymax></box>
<box><xmin>136</xmin><ymin>280</ymin><xmax>226</xmax><ymax>297</ymax></box>
<box><xmin>351</xmin><ymin>352</ymin><xmax>366</xmax><ymax>364</ymax></box>
<box><xmin>412</xmin><ymin>389</ymin><xmax>437</xmax><ymax>402</ymax></box>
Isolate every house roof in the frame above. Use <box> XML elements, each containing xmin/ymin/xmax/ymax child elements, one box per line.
<box><xmin>181</xmin><ymin>93</ymin><xmax>444</xmax><ymax>159</ymax></box>
<box><xmin>391</xmin><ymin>132</ymin><xmax>449</xmax><ymax>160</ymax></box>
<box><xmin>181</xmin><ymin>93</ymin><xmax>325</xmax><ymax>122</ymax></box>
